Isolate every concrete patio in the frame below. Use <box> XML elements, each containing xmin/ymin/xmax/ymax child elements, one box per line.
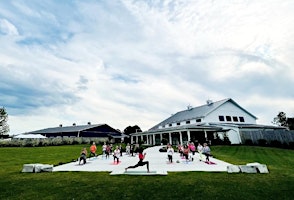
<box><xmin>53</xmin><ymin>146</ymin><xmax>232</xmax><ymax>175</ymax></box>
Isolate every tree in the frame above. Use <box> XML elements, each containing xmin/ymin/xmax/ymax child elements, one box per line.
<box><xmin>287</xmin><ymin>118</ymin><xmax>294</xmax><ymax>130</ymax></box>
<box><xmin>0</xmin><ymin>107</ymin><xmax>9</xmax><ymax>136</ymax></box>
<box><xmin>272</xmin><ymin>112</ymin><xmax>287</xmax><ymax>127</ymax></box>
<box><xmin>123</xmin><ymin>125</ymin><xmax>142</xmax><ymax>135</ymax></box>
<box><xmin>272</xmin><ymin>112</ymin><xmax>294</xmax><ymax>130</ymax></box>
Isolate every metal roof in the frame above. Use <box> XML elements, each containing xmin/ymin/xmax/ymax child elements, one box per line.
<box><xmin>149</xmin><ymin>98</ymin><xmax>257</xmax><ymax>131</ymax></box>
<box><xmin>131</xmin><ymin>124</ymin><xmax>224</xmax><ymax>136</ymax></box>
<box><xmin>29</xmin><ymin>124</ymin><xmax>109</xmax><ymax>134</ymax></box>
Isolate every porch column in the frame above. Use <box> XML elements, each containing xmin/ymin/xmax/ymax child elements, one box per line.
<box><xmin>131</xmin><ymin>136</ymin><xmax>133</xmax><ymax>144</ymax></box>
<box><xmin>169</xmin><ymin>132</ymin><xmax>172</xmax><ymax>144</ymax></box>
<box><xmin>160</xmin><ymin>133</ymin><xmax>163</xmax><ymax>144</ymax></box>
<box><xmin>187</xmin><ymin>130</ymin><xmax>191</xmax><ymax>142</ymax></box>
<box><xmin>141</xmin><ymin>135</ymin><xmax>143</xmax><ymax>143</ymax></box>
<box><xmin>153</xmin><ymin>134</ymin><xmax>156</xmax><ymax>145</ymax></box>
<box><xmin>204</xmin><ymin>130</ymin><xmax>207</xmax><ymax>141</ymax></box>
<box><xmin>136</xmin><ymin>136</ymin><xmax>138</xmax><ymax>143</ymax></box>
<box><xmin>146</xmin><ymin>135</ymin><xmax>149</xmax><ymax>145</ymax></box>
<box><xmin>179</xmin><ymin>131</ymin><xmax>183</xmax><ymax>145</ymax></box>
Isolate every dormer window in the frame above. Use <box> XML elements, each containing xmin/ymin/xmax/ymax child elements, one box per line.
<box><xmin>233</xmin><ymin>116</ymin><xmax>238</xmax><ymax>122</ymax></box>
<box><xmin>177</xmin><ymin>122</ymin><xmax>180</xmax><ymax>126</ymax></box>
<box><xmin>239</xmin><ymin>116</ymin><xmax>245</xmax><ymax>122</ymax></box>
<box><xmin>186</xmin><ymin>121</ymin><xmax>190</xmax><ymax>124</ymax></box>
<box><xmin>219</xmin><ymin>116</ymin><xmax>225</xmax><ymax>121</ymax></box>
<box><xmin>196</xmin><ymin>119</ymin><xmax>201</xmax><ymax>122</ymax></box>
<box><xmin>226</xmin><ymin>116</ymin><xmax>232</xmax><ymax>121</ymax></box>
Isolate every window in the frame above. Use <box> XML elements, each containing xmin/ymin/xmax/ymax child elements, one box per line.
<box><xmin>186</xmin><ymin>121</ymin><xmax>190</xmax><ymax>124</ymax></box>
<box><xmin>177</xmin><ymin>122</ymin><xmax>180</xmax><ymax>126</ymax></box>
<box><xmin>226</xmin><ymin>116</ymin><xmax>232</xmax><ymax>121</ymax></box>
<box><xmin>196</xmin><ymin>119</ymin><xmax>201</xmax><ymax>122</ymax></box>
<box><xmin>233</xmin><ymin>116</ymin><xmax>238</xmax><ymax>122</ymax></box>
<box><xmin>219</xmin><ymin>116</ymin><xmax>225</xmax><ymax>121</ymax></box>
<box><xmin>239</xmin><ymin>116</ymin><xmax>245</xmax><ymax>122</ymax></box>
<box><xmin>169</xmin><ymin>124</ymin><xmax>172</xmax><ymax>127</ymax></box>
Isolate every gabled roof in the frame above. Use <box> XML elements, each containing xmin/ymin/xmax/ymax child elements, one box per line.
<box><xmin>149</xmin><ymin>98</ymin><xmax>257</xmax><ymax>131</ymax></box>
<box><xmin>29</xmin><ymin>124</ymin><xmax>118</xmax><ymax>134</ymax></box>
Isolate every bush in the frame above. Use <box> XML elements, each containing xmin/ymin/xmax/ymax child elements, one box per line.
<box><xmin>1</xmin><ymin>137</ymin><xmax>109</xmax><ymax>147</ymax></box>
<box><xmin>258</xmin><ymin>139</ymin><xmax>267</xmax><ymax>146</ymax></box>
<box><xmin>73</xmin><ymin>137</ymin><xmax>82</xmax><ymax>144</ymax></box>
<box><xmin>289</xmin><ymin>142</ymin><xmax>294</xmax><ymax>149</ymax></box>
<box><xmin>223</xmin><ymin>135</ymin><xmax>231</xmax><ymax>145</ymax></box>
<box><xmin>41</xmin><ymin>139</ymin><xmax>50</xmax><ymax>146</ymax></box>
<box><xmin>51</xmin><ymin>137</ymin><xmax>63</xmax><ymax>146</ymax></box>
<box><xmin>270</xmin><ymin>140</ymin><xmax>282</xmax><ymax>148</ymax></box>
<box><xmin>244</xmin><ymin>139</ymin><xmax>253</xmax><ymax>146</ymax></box>
<box><xmin>62</xmin><ymin>137</ymin><xmax>73</xmax><ymax>145</ymax></box>
<box><xmin>82</xmin><ymin>137</ymin><xmax>90</xmax><ymax>144</ymax></box>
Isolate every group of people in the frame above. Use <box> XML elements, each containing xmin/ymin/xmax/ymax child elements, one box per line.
<box><xmin>169</xmin><ymin>142</ymin><xmax>211</xmax><ymax>163</ymax></box>
<box><xmin>79</xmin><ymin>142</ymin><xmax>123</xmax><ymax>165</ymax></box>
<box><xmin>78</xmin><ymin>142</ymin><xmax>150</xmax><ymax>172</ymax></box>
<box><xmin>78</xmin><ymin>141</ymin><xmax>211</xmax><ymax>173</ymax></box>
<box><xmin>102</xmin><ymin>142</ymin><xmax>123</xmax><ymax>159</ymax></box>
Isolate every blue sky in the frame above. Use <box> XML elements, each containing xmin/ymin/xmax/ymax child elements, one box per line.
<box><xmin>1</xmin><ymin>0</ymin><xmax>294</xmax><ymax>135</ymax></box>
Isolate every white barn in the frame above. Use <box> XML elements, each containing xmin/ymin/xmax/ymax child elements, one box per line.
<box><xmin>130</xmin><ymin>98</ymin><xmax>286</xmax><ymax>145</ymax></box>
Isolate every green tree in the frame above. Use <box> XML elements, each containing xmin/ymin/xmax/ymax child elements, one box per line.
<box><xmin>123</xmin><ymin>125</ymin><xmax>142</xmax><ymax>135</ymax></box>
<box><xmin>272</xmin><ymin>112</ymin><xmax>287</xmax><ymax>126</ymax></box>
<box><xmin>0</xmin><ymin>107</ymin><xmax>9</xmax><ymax>136</ymax></box>
<box><xmin>272</xmin><ymin>112</ymin><xmax>294</xmax><ymax>130</ymax></box>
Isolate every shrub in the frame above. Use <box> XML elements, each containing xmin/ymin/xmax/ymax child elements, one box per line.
<box><xmin>223</xmin><ymin>135</ymin><xmax>231</xmax><ymax>145</ymax></box>
<box><xmin>41</xmin><ymin>139</ymin><xmax>50</xmax><ymax>146</ymax></box>
<box><xmin>73</xmin><ymin>137</ymin><xmax>82</xmax><ymax>144</ymax></box>
<box><xmin>82</xmin><ymin>137</ymin><xmax>90</xmax><ymax>144</ymax></box>
<box><xmin>62</xmin><ymin>137</ymin><xmax>73</xmax><ymax>145</ymax></box>
<box><xmin>51</xmin><ymin>137</ymin><xmax>63</xmax><ymax>146</ymax></box>
<box><xmin>270</xmin><ymin>140</ymin><xmax>282</xmax><ymax>148</ymax></box>
<box><xmin>289</xmin><ymin>142</ymin><xmax>294</xmax><ymax>149</ymax></box>
<box><xmin>244</xmin><ymin>139</ymin><xmax>253</xmax><ymax>146</ymax></box>
<box><xmin>257</xmin><ymin>139</ymin><xmax>267</xmax><ymax>146</ymax></box>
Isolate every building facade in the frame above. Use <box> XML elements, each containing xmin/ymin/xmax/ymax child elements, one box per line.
<box><xmin>130</xmin><ymin>98</ymin><xmax>288</xmax><ymax>145</ymax></box>
<box><xmin>29</xmin><ymin>123</ymin><xmax>123</xmax><ymax>142</ymax></box>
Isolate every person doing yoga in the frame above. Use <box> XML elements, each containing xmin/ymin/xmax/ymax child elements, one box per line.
<box><xmin>125</xmin><ymin>148</ymin><xmax>150</xmax><ymax>173</ymax></box>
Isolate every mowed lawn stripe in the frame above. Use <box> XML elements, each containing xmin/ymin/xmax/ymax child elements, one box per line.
<box><xmin>0</xmin><ymin>145</ymin><xmax>293</xmax><ymax>200</ymax></box>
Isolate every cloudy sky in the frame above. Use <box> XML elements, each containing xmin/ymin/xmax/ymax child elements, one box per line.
<box><xmin>1</xmin><ymin>0</ymin><xmax>294</xmax><ymax>135</ymax></box>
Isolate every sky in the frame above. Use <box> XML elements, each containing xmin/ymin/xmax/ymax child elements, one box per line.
<box><xmin>1</xmin><ymin>0</ymin><xmax>294</xmax><ymax>135</ymax></box>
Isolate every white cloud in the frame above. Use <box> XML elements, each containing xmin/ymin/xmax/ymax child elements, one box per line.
<box><xmin>1</xmin><ymin>0</ymin><xmax>294</xmax><ymax>134</ymax></box>
<box><xmin>0</xmin><ymin>19</ymin><xmax>19</xmax><ymax>35</ymax></box>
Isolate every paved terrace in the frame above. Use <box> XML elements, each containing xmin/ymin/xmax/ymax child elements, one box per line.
<box><xmin>53</xmin><ymin>146</ymin><xmax>232</xmax><ymax>175</ymax></box>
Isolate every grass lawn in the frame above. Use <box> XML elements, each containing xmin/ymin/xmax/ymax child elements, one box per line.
<box><xmin>0</xmin><ymin>145</ymin><xmax>293</xmax><ymax>200</ymax></box>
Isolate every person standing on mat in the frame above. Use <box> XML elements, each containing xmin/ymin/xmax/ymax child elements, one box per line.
<box><xmin>113</xmin><ymin>146</ymin><xmax>120</xmax><ymax>163</ymax></box>
<box><xmin>202</xmin><ymin>143</ymin><xmax>211</xmax><ymax>163</ymax></box>
<box><xmin>167</xmin><ymin>144</ymin><xmax>174</xmax><ymax>163</ymax></box>
<box><xmin>183</xmin><ymin>144</ymin><xmax>190</xmax><ymax>162</ymax></box>
<box><xmin>89</xmin><ymin>142</ymin><xmax>97</xmax><ymax>158</ymax></box>
<box><xmin>125</xmin><ymin>148</ymin><xmax>150</xmax><ymax>172</ymax></box>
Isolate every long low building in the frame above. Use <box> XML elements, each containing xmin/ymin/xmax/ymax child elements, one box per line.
<box><xmin>130</xmin><ymin>98</ymin><xmax>289</xmax><ymax>145</ymax></box>
<box><xmin>28</xmin><ymin>123</ymin><xmax>123</xmax><ymax>139</ymax></box>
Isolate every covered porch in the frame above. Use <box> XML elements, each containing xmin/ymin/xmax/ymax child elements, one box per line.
<box><xmin>130</xmin><ymin>125</ymin><xmax>223</xmax><ymax>145</ymax></box>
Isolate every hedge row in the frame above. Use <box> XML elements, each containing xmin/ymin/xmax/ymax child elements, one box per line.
<box><xmin>0</xmin><ymin>137</ymin><xmax>108</xmax><ymax>147</ymax></box>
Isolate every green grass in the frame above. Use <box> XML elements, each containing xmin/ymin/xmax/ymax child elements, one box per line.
<box><xmin>0</xmin><ymin>145</ymin><xmax>293</xmax><ymax>200</ymax></box>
